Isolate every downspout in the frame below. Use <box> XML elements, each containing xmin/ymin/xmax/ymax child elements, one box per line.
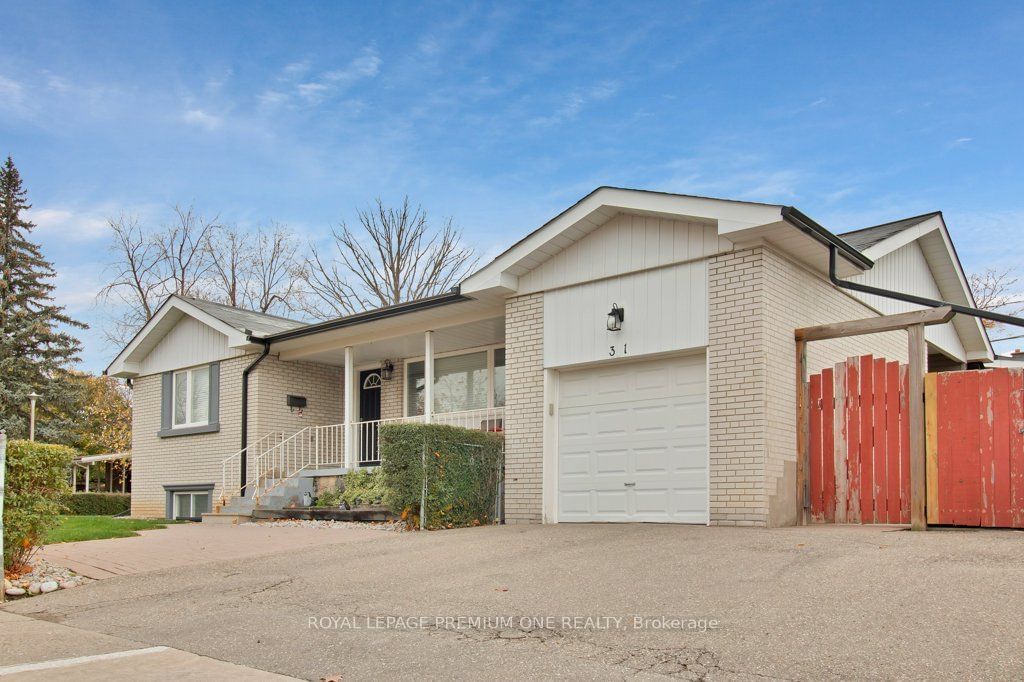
<box><xmin>240</xmin><ymin>338</ymin><xmax>271</xmax><ymax>493</ymax></box>
<box><xmin>827</xmin><ymin>245</ymin><xmax>1024</xmax><ymax>329</ymax></box>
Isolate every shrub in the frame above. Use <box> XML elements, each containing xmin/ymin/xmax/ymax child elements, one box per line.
<box><xmin>379</xmin><ymin>423</ymin><xmax>503</xmax><ymax>529</ymax></box>
<box><xmin>340</xmin><ymin>468</ymin><xmax>386</xmax><ymax>508</ymax></box>
<box><xmin>60</xmin><ymin>492</ymin><xmax>131</xmax><ymax>516</ymax></box>
<box><xmin>314</xmin><ymin>487</ymin><xmax>343</xmax><ymax>508</ymax></box>
<box><xmin>3</xmin><ymin>439</ymin><xmax>75</xmax><ymax>571</ymax></box>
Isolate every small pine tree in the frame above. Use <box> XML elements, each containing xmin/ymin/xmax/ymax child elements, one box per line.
<box><xmin>0</xmin><ymin>155</ymin><xmax>87</xmax><ymax>442</ymax></box>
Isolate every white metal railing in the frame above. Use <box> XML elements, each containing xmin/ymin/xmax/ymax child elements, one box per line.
<box><xmin>250</xmin><ymin>424</ymin><xmax>346</xmax><ymax>500</ymax></box>
<box><xmin>355</xmin><ymin>407</ymin><xmax>505</xmax><ymax>466</ymax></box>
<box><xmin>219</xmin><ymin>431</ymin><xmax>285</xmax><ymax>504</ymax></box>
<box><xmin>222</xmin><ymin>407</ymin><xmax>505</xmax><ymax>505</ymax></box>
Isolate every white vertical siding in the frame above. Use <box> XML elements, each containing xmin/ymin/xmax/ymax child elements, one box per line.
<box><xmin>543</xmin><ymin>261</ymin><xmax>708</xmax><ymax>368</ymax></box>
<box><xmin>847</xmin><ymin>241</ymin><xmax>966</xmax><ymax>361</ymax></box>
<box><xmin>519</xmin><ymin>212</ymin><xmax>731</xmax><ymax>295</ymax></box>
<box><xmin>140</xmin><ymin>316</ymin><xmax>245</xmax><ymax>376</ymax></box>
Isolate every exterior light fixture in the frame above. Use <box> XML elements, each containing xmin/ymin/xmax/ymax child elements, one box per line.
<box><xmin>607</xmin><ymin>304</ymin><xmax>625</xmax><ymax>332</ymax></box>
<box><xmin>380</xmin><ymin>359</ymin><xmax>395</xmax><ymax>381</ymax></box>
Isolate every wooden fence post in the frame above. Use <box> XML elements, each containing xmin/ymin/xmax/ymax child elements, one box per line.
<box><xmin>796</xmin><ymin>337</ymin><xmax>809</xmax><ymax>524</ymax></box>
<box><xmin>908</xmin><ymin>324</ymin><xmax>927</xmax><ymax>530</ymax></box>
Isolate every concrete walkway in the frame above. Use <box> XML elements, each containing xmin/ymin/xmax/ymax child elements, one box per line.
<box><xmin>0</xmin><ymin>611</ymin><xmax>296</xmax><ymax>679</ymax></box>
<box><xmin>40</xmin><ymin>521</ymin><xmax>404</xmax><ymax>579</ymax></box>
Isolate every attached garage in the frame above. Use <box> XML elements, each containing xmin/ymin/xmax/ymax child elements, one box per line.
<box><xmin>556</xmin><ymin>353</ymin><xmax>708</xmax><ymax>523</ymax></box>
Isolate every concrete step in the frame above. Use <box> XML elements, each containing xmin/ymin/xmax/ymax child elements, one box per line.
<box><xmin>201</xmin><ymin>512</ymin><xmax>252</xmax><ymax>524</ymax></box>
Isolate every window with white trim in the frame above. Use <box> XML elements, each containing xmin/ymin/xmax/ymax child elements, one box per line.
<box><xmin>406</xmin><ymin>347</ymin><xmax>505</xmax><ymax>416</ymax></box>
<box><xmin>173</xmin><ymin>365</ymin><xmax>211</xmax><ymax>427</ymax></box>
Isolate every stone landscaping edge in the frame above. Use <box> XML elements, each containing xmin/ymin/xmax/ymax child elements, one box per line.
<box><xmin>4</xmin><ymin>557</ymin><xmax>93</xmax><ymax>599</ymax></box>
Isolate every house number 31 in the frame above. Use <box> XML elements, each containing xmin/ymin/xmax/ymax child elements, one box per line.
<box><xmin>609</xmin><ymin>344</ymin><xmax>628</xmax><ymax>357</ymax></box>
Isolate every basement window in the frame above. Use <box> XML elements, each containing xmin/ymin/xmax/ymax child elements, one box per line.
<box><xmin>163</xmin><ymin>483</ymin><xmax>214</xmax><ymax>521</ymax></box>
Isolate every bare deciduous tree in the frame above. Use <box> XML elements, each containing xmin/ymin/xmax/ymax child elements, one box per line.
<box><xmin>209</xmin><ymin>222</ymin><xmax>306</xmax><ymax>314</ymax></box>
<box><xmin>302</xmin><ymin>197</ymin><xmax>476</xmax><ymax>318</ymax></box>
<box><xmin>99</xmin><ymin>212</ymin><xmax>173</xmax><ymax>345</ymax></box>
<box><xmin>160</xmin><ymin>205</ymin><xmax>220</xmax><ymax>299</ymax></box>
<box><xmin>100</xmin><ymin>205</ymin><xmax>219</xmax><ymax>344</ymax></box>
<box><xmin>969</xmin><ymin>266</ymin><xmax>1024</xmax><ymax>341</ymax></box>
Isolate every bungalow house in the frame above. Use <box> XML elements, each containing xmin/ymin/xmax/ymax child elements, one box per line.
<box><xmin>106</xmin><ymin>187</ymin><xmax>991</xmax><ymax>526</ymax></box>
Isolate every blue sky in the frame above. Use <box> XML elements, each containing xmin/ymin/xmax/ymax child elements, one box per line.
<box><xmin>3</xmin><ymin>1</ymin><xmax>1023</xmax><ymax>372</ymax></box>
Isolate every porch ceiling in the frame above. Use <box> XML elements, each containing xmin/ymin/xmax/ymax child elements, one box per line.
<box><xmin>276</xmin><ymin>313</ymin><xmax>505</xmax><ymax>366</ymax></box>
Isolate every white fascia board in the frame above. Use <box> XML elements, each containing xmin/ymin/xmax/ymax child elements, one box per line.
<box><xmin>863</xmin><ymin>214</ymin><xmax>993</xmax><ymax>361</ymax></box>
<box><xmin>105</xmin><ymin>295</ymin><xmax>248</xmax><ymax>377</ymax></box>
<box><xmin>860</xmin><ymin>215</ymin><xmax>943</xmax><ymax>261</ymax></box>
<box><xmin>460</xmin><ymin>187</ymin><xmax>783</xmax><ymax>294</ymax></box>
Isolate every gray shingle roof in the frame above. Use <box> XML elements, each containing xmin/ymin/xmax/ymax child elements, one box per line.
<box><xmin>180</xmin><ymin>296</ymin><xmax>307</xmax><ymax>337</ymax></box>
<box><xmin>838</xmin><ymin>212</ymin><xmax>940</xmax><ymax>251</ymax></box>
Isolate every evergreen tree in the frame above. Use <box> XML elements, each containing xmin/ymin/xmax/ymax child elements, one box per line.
<box><xmin>0</xmin><ymin>155</ymin><xmax>87</xmax><ymax>442</ymax></box>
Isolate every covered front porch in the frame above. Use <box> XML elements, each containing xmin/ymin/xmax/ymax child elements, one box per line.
<box><xmin>222</xmin><ymin>291</ymin><xmax>508</xmax><ymax>504</ymax></box>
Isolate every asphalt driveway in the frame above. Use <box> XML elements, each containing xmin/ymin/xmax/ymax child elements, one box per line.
<box><xmin>5</xmin><ymin>523</ymin><xmax>1024</xmax><ymax>680</ymax></box>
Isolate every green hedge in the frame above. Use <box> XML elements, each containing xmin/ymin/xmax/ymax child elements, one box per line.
<box><xmin>61</xmin><ymin>492</ymin><xmax>131</xmax><ymax>516</ymax></box>
<box><xmin>379</xmin><ymin>423</ymin><xmax>503</xmax><ymax>529</ymax></box>
<box><xmin>3</xmin><ymin>439</ymin><xmax>75</xmax><ymax>570</ymax></box>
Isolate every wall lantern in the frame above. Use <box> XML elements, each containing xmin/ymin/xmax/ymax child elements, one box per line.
<box><xmin>380</xmin><ymin>359</ymin><xmax>395</xmax><ymax>381</ymax></box>
<box><xmin>606</xmin><ymin>303</ymin><xmax>625</xmax><ymax>332</ymax></box>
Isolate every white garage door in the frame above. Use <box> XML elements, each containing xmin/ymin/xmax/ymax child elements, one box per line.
<box><xmin>557</xmin><ymin>353</ymin><xmax>708</xmax><ymax>523</ymax></box>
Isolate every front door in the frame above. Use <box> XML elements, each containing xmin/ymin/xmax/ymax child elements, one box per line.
<box><xmin>358</xmin><ymin>369</ymin><xmax>382</xmax><ymax>465</ymax></box>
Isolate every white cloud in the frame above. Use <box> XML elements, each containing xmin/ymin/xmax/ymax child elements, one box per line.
<box><xmin>182</xmin><ymin>108</ymin><xmax>222</xmax><ymax>130</ymax></box>
<box><xmin>949</xmin><ymin>137</ymin><xmax>973</xmax><ymax>147</ymax></box>
<box><xmin>324</xmin><ymin>48</ymin><xmax>381</xmax><ymax>83</ymax></box>
<box><xmin>418</xmin><ymin>35</ymin><xmax>442</xmax><ymax>56</ymax></box>
<box><xmin>257</xmin><ymin>90</ymin><xmax>289</xmax><ymax>108</ymax></box>
<box><xmin>0</xmin><ymin>75</ymin><xmax>28</xmax><ymax>114</ymax></box>
<box><xmin>51</xmin><ymin>263</ymin><xmax>105</xmax><ymax>314</ymax></box>
<box><xmin>29</xmin><ymin>206</ymin><xmax>110</xmax><ymax>241</ymax></box>
<box><xmin>662</xmin><ymin>156</ymin><xmax>804</xmax><ymax>202</ymax></box>
<box><xmin>530</xmin><ymin>80</ymin><xmax>621</xmax><ymax>127</ymax></box>
<box><xmin>281</xmin><ymin>60</ymin><xmax>311</xmax><ymax>79</ymax></box>
<box><xmin>296</xmin><ymin>82</ymin><xmax>329</xmax><ymax>102</ymax></box>
<box><xmin>270</xmin><ymin>47</ymin><xmax>382</xmax><ymax>107</ymax></box>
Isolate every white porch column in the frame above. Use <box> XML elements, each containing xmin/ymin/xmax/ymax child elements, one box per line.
<box><xmin>344</xmin><ymin>346</ymin><xmax>355</xmax><ymax>469</ymax></box>
<box><xmin>85</xmin><ymin>464</ymin><xmax>90</xmax><ymax>492</ymax></box>
<box><xmin>424</xmin><ymin>330</ymin><xmax>434</xmax><ymax>424</ymax></box>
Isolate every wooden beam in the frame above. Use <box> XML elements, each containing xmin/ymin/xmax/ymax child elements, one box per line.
<box><xmin>795</xmin><ymin>306</ymin><xmax>955</xmax><ymax>343</ymax></box>
<box><xmin>908</xmin><ymin>323</ymin><xmax>927</xmax><ymax>531</ymax></box>
<box><xmin>795</xmin><ymin>337</ymin><xmax>809</xmax><ymax>525</ymax></box>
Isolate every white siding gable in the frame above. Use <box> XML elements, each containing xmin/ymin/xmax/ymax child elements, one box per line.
<box><xmin>140</xmin><ymin>315</ymin><xmax>245</xmax><ymax>376</ymax></box>
<box><xmin>519</xmin><ymin>212</ymin><xmax>731</xmax><ymax>295</ymax></box>
<box><xmin>847</xmin><ymin>240</ymin><xmax>966</xmax><ymax>361</ymax></box>
<box><xmin>543</xmin><ymin>261</ymin><xmax>708</xmax><ymax>368</ymax></box>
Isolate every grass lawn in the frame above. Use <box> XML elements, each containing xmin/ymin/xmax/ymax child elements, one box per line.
<box><xmin>45</xmin><ymin>516</ymin><xmax>183</xmax><ymax>544</ymax></box>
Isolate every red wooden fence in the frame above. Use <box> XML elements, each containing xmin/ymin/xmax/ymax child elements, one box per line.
<box><xmin>809</xmin><ymin>355</ymin><xmax>910</xmax><ymax>524</ymax></box>
<box><xmin>926</xmin><ymin>368</ymin><xmax>1024</xmax><ymax>527</ymax></box>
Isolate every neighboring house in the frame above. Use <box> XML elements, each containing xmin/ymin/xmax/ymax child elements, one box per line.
<box><xmin>106</xmin><ymin>187</ymin><xmax>992</xmax><ymax>526</ymax></box>
<box><xmin>990</xmin><ymin>349</ymin><xmax>1024</xmax><ymax>369</ymax></box>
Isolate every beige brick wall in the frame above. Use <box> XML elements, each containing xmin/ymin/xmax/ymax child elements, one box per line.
<box><xmin>130</xmin><ymin>353</ymin><xmax>344</xmax><ymax>518</ymax></box>
<box><xmin>381</xmin><ymin>359</ymin><xmax>405</xmax><ymax>420</ymax></box>
<box><xmin>707</xmin><ymin>249</ymin><xmax>769</xmax><ymax>527</ymax></box>
<box><xmin>504</xmin><ymin>293</ymin><xmax>544</xmax><ymax>523</ymax></box>
<box><xmin>130</xmin><ymin>356</ymin><xmax>248</xmax><ymax>518</ymax></box>
<box><xmin>250</xmin><ymin>355</ymin><xmax>343</xmax><ymax>440</ymax></box>
<box><xmin>708</xmin><ymin>246</ymin><xmax>908</xmax><ymax>527</ymax></box>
